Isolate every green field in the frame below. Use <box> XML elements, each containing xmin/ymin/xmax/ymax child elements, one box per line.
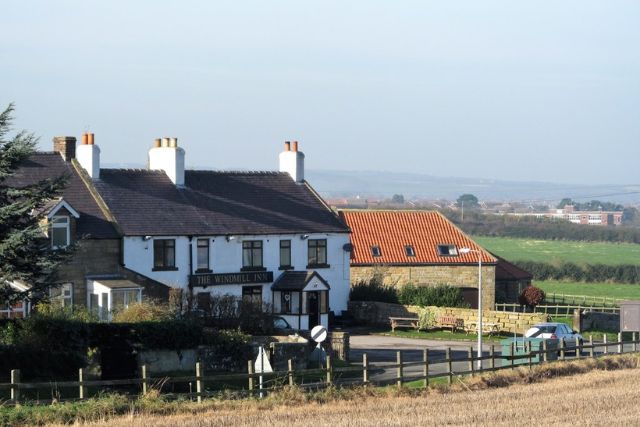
<box><xmin>537</xmin><ymin>280</ymin><xmax>640</xmax><ymax>301</ymax></box>
<box><xmin>473</xmin><ymin>236</ymin><xmax>640</xmax><ymax>265</ymax></box>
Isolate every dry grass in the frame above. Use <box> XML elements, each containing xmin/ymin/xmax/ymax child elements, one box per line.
<box><xmin>51</xmin><ymin>355</ymin><xmax>640</xmax><ymax>427</ymax></box>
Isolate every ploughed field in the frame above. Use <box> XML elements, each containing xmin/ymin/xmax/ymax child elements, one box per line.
<box><xmin>65</xmin><ymin>368</ymin><xmax>640</xmax><ymax>427</ymax></box>
<box><xmin>473</xmin><ymin>236</ymin><xmax>640</xmax><ymax>265</ymax></box>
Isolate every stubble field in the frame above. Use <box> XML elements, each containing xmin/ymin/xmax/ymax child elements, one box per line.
<box><xmin>61</xmin><ymin>366</ymin><xmax>640</xmax><ymax>427</ymax></box>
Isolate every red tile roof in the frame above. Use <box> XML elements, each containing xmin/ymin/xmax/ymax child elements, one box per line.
<box><xmin>338</xmin><ymin>210</ymin><xmax>497</xmax><ymax>265</ymax></box>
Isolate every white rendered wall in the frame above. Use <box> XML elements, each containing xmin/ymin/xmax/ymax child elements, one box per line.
<box><xmin>76</xmin><ymin>144</ymin><xmax>101</xmax><ymax>179</ymax></box>
<box><xmin>122</xmin><ymin>232</ymin><xmax>351</xmax><ymax>314</ymax></box>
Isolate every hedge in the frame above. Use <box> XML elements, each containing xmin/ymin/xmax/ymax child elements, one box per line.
<box><xmin>514</xmin><ymin>261</ymin><xmax>640</xmax><ymax>284</ymax></box>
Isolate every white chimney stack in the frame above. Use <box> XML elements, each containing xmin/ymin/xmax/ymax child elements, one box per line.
<box><xmin>279</xmin><ymin>140</ymin><xmax>305</xmax><ymax>183</ymax></box>
<box><xmin>148</xmin><ymin>137</ymin><xmax>185</xmax><ymax>186</ymax></box>
<box><xmin>77</xmin><ymin>133</ymin><xmax>100</xmax><ymax>179</ymax></box>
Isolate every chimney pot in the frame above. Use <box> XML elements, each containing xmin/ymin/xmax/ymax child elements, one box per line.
<box><xmin>293</xmin><ymin>141</ymin><xmax>299</xmax><ymax>152</ymax></box>
<box><xmin>284</xmin><ymin>141</ymin><xmax>291</xmax><ymax>151</ymax></box>
<box><xmin>81</xmin><ymin>133</ymin><xmax>88</xmax><ymax>145</ymax></box>
<box><xmin>162</xmin><ymin>137</ymin><xmax>170</xmax><ymax>147</ymax></box>
<box><xmin>169</xmin><ymin>137</ymin><xmax>177</xmax><ymax>148</ymax></box>
<box><xmin>88</xmin><ymin>133</ymin><xmax>95</xmax><ymax>145</ymax></box>
<box><xmin>154</xmin><ymin>138</ymin><xmax>161</xmax><ymax>148</ymax></box>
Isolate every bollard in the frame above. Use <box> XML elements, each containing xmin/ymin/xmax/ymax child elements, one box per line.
<box><xmin>11</xmin><ymin>369</ymin><xmax>20</xmax><ymax>402</ymax></box>
<box><xmin>363</xmin><ymin>353</ymin><xmax>369</xmax><ymax>385</ymax></box>
<box><xmin>248</xmin><ymin>360</ymin><xmax>254</xmax><ymax>392</ymax></box>
<box><xmin>618</xmin><ymin>332</ymin><xmax>623</xmax><ymax>354</ymax></box>
<box><xmin>141</xmin><ymin>364</ymin><xmax>148</xmax><ymax>395</ymax></box>
<box><xmin>79</xmin><ymin>368</ymin><xmax>86</xmax><ymax>399</ymax></box>
<box><xmin>195</xmin><ymin>362</ymin><xmax>203</xmax><ymax>403</ymax></box>
<box><xmin>287</xmin><ymin>359</ymin><xmax>294</xmax><ymax>386</ymax></box>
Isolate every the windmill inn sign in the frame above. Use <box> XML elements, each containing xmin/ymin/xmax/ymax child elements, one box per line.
<box><xmin>189</xmin><ymin>271</ymin><xmax>274</xmax><ymax>287</ymax></box>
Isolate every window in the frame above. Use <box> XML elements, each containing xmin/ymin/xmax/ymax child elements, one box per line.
<box><xmin>277</xmin><ymin>291</ymin><xmax>300</xmax><ymax>314</ymax></box>
<box><xmin>308</xmin><ymin>239</ymin><xmax>328</xmax><ymax>267</ymax></box>
<box><xmin>371</xmin><ymin>246</ymin><xmax>382</xmax><ymax>257</ymax></box>
<box><xmin>50</xmin><ymin>283</ymin><xmax>73</xmax><ymax>307</ymax></box>
<box><xmin>153</xmin><ymin>239</ymin><xmax>176</xmax><ymax>270</ymax></box>
<box><xmin>437</xmin><ymin>244</ymin><xmax>458</xmax><ymax>256</ymax></box>
<box><xmin>280</xmin><ymin>240</ymin><xmax>292</xmax><ymax>268</ymax></box>
<box><xmin>242</xmin><ymin>286</ymin><xmax>262</xmax><ymax>306</ymax></box>
<box><xmin>405</xmin><ymin>245</ymin><xmax>416</xmax><ymax>257</ymax></box>
<box><xmin>51</xmin><ymin>216</ymin><xmax>70</xmax><ymax>248</ymax></box>
<box><xmin>242</xmin><ymin>240</ymin><xmax>263</xmax><ymax>269</ymax></box>
<box><xmin>196</xmin><ymin>238</ymin><xmax>210</xmax><ymax>271</ymax></box>
<box><xmin>111</xmin><ymin>289</ymin><xmax>141</xmax><ymax>312</ymax></box>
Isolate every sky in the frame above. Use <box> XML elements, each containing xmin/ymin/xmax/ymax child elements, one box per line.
<box><xmin>2</xmin><ymin>1</ymin><xmax>639</xmax><ymax>185</ymax></box>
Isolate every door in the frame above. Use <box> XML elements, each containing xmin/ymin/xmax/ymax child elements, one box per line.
<box><xmin>307</xmin><ymin>291</ymin><xmax>320</xmax><ymax>329</ymax></box>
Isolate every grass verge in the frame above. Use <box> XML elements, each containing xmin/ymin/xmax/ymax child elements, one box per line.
<box><xmin>4</xmin><ymin>353</ymin><xmax>639</xmax><ymax>426</ymax></box>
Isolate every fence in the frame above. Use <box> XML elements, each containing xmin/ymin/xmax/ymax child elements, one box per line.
<box><xmin>495</xmin><ymin>303</ymin><xmax>620</xmax><ymax>316</ymax></box>
<box><xmin>2</xmin><ymin>332</ymin><xmax>639</xmax><ymax>405</ymax></box>
<box><xmin>545</xmin><ymin>293</ymin><xmax>623</xmax><ymax>308</ymax></box>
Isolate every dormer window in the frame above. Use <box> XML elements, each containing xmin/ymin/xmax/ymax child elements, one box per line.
<box><xmin>437</xmin><ymin>244</ymin><xmax>458</xmax><ymax>256</ymax></box>
<box><xmin>405</xmin><ymin>245</ymin><xmax>415</xmax><ymax>257</ymax></box>
<box><xmin>371</xmin><ymin>246</ymin><xmax>382</xmax><ymax>257</ymax></box>
<box><xmin>51</xmin><ymin>216</ymin><xmax>70</xmax><ymax>248</ymax></box>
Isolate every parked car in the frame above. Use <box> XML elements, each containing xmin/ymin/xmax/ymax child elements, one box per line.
<box><xmin>525</xmin><ymin>322</ymin><xmax>584</xmax><ymax>346</ymax></box>
<box><xmin>273</xmin><ymin>316</ymin><xmax>295</xmax><ymax>334</ymax></box>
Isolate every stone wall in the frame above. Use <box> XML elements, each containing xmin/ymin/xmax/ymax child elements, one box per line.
<box><xmin>350</xmin><ymin>264</ymin><xmax>496</xmax><ymax>310</ymax></box>
<box><xmin>348</xmin><ymin>301</ymin><xmax>548</xmax><ymax>334</ymax></box>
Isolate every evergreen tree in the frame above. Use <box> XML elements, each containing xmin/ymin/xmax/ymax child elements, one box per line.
<box><xmin>0</xmin><ymin>104</ymin><xmax>73</xmax><ymax>305</ymax></box>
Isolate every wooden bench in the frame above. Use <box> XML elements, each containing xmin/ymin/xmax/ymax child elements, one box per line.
<box><xmin>438</xmin><ymin>316</ymin><xmax>464</xmax><ymax>332</ymax></box>
<box><xmin>389</xmin><ymin>317</ymin><xmax>420</xmax><ymax>332</ymax></box>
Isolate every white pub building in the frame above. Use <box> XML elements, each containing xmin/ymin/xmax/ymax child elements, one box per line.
<box><xmin>79</xmin><ymin>138</ymin><xmax>351</xmax><ymax>329</ymax></box>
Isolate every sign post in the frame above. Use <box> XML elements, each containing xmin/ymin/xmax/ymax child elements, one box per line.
<box><xmin>254</xmin><ymin>346</ymin><xmax>273</xmax><ymax>398</ymax></box>
<box><xmin>309</xmin><ymin>325</ymin><xmax>328</xmax><ymax>367</ymax></box>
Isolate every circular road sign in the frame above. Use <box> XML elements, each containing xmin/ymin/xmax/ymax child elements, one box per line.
<box><xmin>310</xmin><ymin>325</ymin><xmax>328</xmax><ymax>343</ymax></box>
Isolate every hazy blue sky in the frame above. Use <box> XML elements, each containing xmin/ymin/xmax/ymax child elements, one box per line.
<box><xmin>2</xmin><ymin>1</ymin><xmax>639</xmax><ymax>185</ymax></box>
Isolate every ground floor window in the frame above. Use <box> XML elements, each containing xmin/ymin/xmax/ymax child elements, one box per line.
<box><xmin>49</xmin><ymin>283</ymin><xmax>73</xmax><ymax>307</ymax></box>
<box><xmin>242</xmin><ymin>286</ymin><xmax>262</xmax><ymax>306</ymax></box>
<box><xmin>276</xmin><ymin>291</ymin><xmax>300</xmax><ymax>314</ymax></box>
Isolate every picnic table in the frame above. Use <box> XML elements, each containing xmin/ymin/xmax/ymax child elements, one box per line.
<box><xmin>438</xmin><ymin>316</ymin><xmax>464</xmax><ymax>332</ymax></box>
<box><xmin>389</xmin><ymin>316</ymin><xmax>420</xmax><ymax>332</ymax></box>
<box><xmin>464</xmin><ymin>321</ymin><xmax>500</xmax><ymax>336</ymax></box>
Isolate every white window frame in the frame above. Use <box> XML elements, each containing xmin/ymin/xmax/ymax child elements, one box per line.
<box><xmin>51</xmin><ymin>215</ymin><xmax>70</xmax><ymax>249</ymax></box>
<box><xmin>50</xmin><ymin>283</ymin><xmax>73</xmax><ymax>307</ymax></box>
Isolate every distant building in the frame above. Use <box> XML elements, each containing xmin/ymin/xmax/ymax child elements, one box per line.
<box><xmin>509</xmin><ymin>205</ymin><xmax>622</xmax><ymax>226</ymax></box>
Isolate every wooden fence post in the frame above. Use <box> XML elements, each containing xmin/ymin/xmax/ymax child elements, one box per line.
<box><xmin>589</xmin><ymin>336</ymin><xmax>594</xmax><ymax>358</ymax></box>
<box><xmin>603</xmin><ymin>334</ymin><xmax>608</xmax><ymax>354</ymax></box>
<box><xmin>560</xmin><ymin>338</ymin><xmax>566</xmax><ymax>361</ymax></box>
<box><xmin>490</xmin><ymin>345</ymin><xmax>495</xmax><ymax>370</ymax></box>
<box><xmin>446</xmin><ymin>348</ymin><xmax>453</xmax><ymax>385</ymax></box>
<box><xmin>468</xmin><ymin>347</ymin><xmax>474</xmax><ymax>376</ymax></box>
<box><xmin>10</xmin><ymin>369</ymin><xmax>20</xmax><ymax>402</ymax></box>
<box><xmin>287</xmin><ymin>359</ymin><xmax>294</xmax><ymax>387</ymax></box>
<box><xmin>618</xmin><ymin>332</ymin><xmax>623</xmax><ymax>354</ymax></box>
<box><xmin>396</xmin><ymin>351</ymin><xmax>403</xmax><ymax>389</ymax></box>
<box><xmin>527</xmin><ymin>342</ymin><xmax>532</xmax><ymax>369</ymax></box>
<box><xmin>79</xmin><ymin>368</ymin><xmax>86</xmax><ymax>399</ymax></box>
<box><xmin>423</xmin><ymin>349</ymin><xmax>429</xmax><ymax>388</ymax></box>
<box><xmin>510</xmin><ymin>343</ymin><xmax>515</xmax><ymax>369</ymax></box>
<box><xmin>326</xmin><ymin>355</ymin><xmax>333</xmax><ymax>385</ymax></box>
<box><xmin>248</xmin><ymin>360</ymin><xmax>254</xmax><ymax>392</ymax></box>
<box><xmin>141</xmin><ymin>364</ymin><xmax>148</xmax><ymax>395</ymax></box>
<box><xmin>576</xmin><ymin>336</ymin><xmax>582</xmax><ymax>359</ymax></box>
<box><xmin>633</xmin><ymin>332</ymin><xmax>638</xmax><ymax>353</ymax></box>
<box><xmin>542</xmin><ymin>340</ymin><xmax>548</xmax><ymax>363</ymax></box>
<box><xmin>195</xmin><ymin>362</ymin><xmax>203</xmax><ymax>403</ymax></box>
<box><xmin>363</xmin><ymin>353</ymin><xmax>369</xmax><ymax>385</ymax></box>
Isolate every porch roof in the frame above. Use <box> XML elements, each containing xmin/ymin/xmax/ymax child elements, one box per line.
<box><xmin>94</xmin><ymin>279</ymin><xmax>142</xmax><ymax>289</ymax></box>
<box><xmin>271</xmin><ymin>271</ymin><xmax>330</xmax><ymax>291</ymax></box>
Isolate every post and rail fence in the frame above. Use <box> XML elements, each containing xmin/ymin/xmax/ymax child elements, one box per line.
<box><xmin>495</xmin><ymin>303</ymin><xmax>620</xmax><ymax>316</ymax></box>
<box><xmin>2</xmin><ymin>332</ymin><xmax>638</xmax><ymax>405</ymax></box>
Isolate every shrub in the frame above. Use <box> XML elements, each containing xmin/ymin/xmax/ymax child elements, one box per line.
<box><xmin>416</xmin><ymin>307</ymin><xmax>441</xmax><ymax>330</ymax></box>
<box><xmin>398</xmin><ymin>284</ymin><xmax>468</xmax><ymax>308</ymax></box>
<box><xmin>349</xmin><ymin>279</ymin><xmax>399</xmax><ymax>304</ymax></box>
<box><xmin>518</xmin><ymin>286</ymin><xmax>545</xmax><ymax>308</ymax></box>
<box><xmin>112</xmin><ymin>301</ymin><xmax>175</xmax><ymax>323</ymax></box>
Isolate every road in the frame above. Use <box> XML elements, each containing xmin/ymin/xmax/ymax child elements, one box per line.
<box><xmin>346</xmin><ymin>333</ymin><xmax>627</xmax><ymax>384</ymax></box>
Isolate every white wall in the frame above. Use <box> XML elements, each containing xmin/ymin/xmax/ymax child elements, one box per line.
<box><xmin>122</xmin><ymin>232</ymin><xmax>351</xmax><ymax>315</ymax></box>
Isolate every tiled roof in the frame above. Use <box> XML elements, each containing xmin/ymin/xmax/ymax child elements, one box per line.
<box><xmin>495</xmin><ymin>255</ymin><xmax>533</xmax><ymax>281</ymax></box>
<box><xmin>338</xmin><ymin>210</ymin><xmax>496</xmax><ymax>265</ymax></box>
<box><xmin>6</xmin><ymin>153</ymin><xmax>119</xmax><ymax>239</ymax></box>
<box><xmin>93</xmin><ymin>169</ymin><xmax>349</xmax><ymax>236</ymax></box>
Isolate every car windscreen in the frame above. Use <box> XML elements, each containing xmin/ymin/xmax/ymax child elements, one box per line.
<box><xmin>527</xmin><ymin>326</ymin><xmax>556</xmax><ymax>337</ymax></box>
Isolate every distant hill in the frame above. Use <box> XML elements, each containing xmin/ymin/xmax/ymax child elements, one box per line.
<box><xmin>305</xmin><ymin>169</ymin><xmax>640</xmax><ymax>204</ymax></box>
